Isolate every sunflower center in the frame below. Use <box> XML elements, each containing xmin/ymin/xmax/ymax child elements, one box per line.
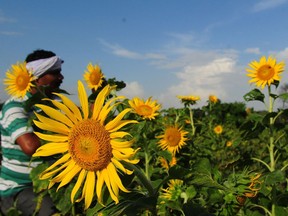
<box><xmin>257</xmin><ymin>65</ymin><xmax>275</xmax><ymax>80</ymax></box>
<box><xmin>165</xmin><ymin>128</ymin><xmax>181</xmax><ymax>147</ymax></box>
<box><xmin>68</xmin><ymin>119</ymin><xmax>112</xmax><ymax>171</ymax></box>
<box><xmin>16</xmin><ymin>74</ymin><xmax>30</xmax><ymax>90</ymax></box>
<box><xmin>138</xmin><ymin>105</ymin><xmax>153</xmax><ymax>116</ymax></box>
<box><xmin>90</xmin><ymin>72</ymin><xmax>101</xmax><ymax>85</ymax></box>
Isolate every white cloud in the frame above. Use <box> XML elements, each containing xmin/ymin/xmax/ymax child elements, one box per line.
<box><xmin>252</xmin><ymin>0</ymin><xmax>288</xmax><ymax>12</ymax></box>
<box><xmin>245</xmin><ymin>48</ymin><xmax>261</xmax><ymax>54</ymax></box>
<box><xmin>0</xmin><ymin>11</ymin><xmax>16</xmax><ymax>23</ymax></box>
<box><xmin>275</xmin><ymin>47</ymin><xmax>288</xmax><ymax>61</ymax></box>
<box><xmin>158</xmin><ymin>56</ymin><xmax>238</xmax><ymax>108</ymax></box>
<box><xmin>119</xmin><ymin>81</ymin><xmax>144</xmax><ymax>99</ymax></box>
<box><xmin>99</xmin><ymin>39</ymin><xmax>166</xmax><ymax>60</ymax></box>
<box><xmin>112</xmin><ymin>47</ymin><xmax>142</xmax><ymax>59</ymax></box>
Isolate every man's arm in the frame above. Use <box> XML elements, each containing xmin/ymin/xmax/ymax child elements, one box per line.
<box><xmin>16</xmin><ymin>133</ymin><xmax>41</xmax><ymax>156</ymax></box>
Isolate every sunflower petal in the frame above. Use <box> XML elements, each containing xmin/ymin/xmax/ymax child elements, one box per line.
<box><xmin>35</xmin><ymin>104</ymin><xmax>74</xmax><ymax>127</ymax></box>
<box><xmin>84</xmin><ymin>171</ymin><xmax>95</xmax><ymax>209</ymax></box>
<box><xmin>53</xmin><ymin>92</ymin><xmax>83</xmax><ymax>121</ymax></box>
<box><xmin>105</xmin><ymin>108</ymin><xmax>133</xmax><ymax>131</ymax></box>
<box><xmin>92</xmin><ymin>85</ymin><xmax>111</xmax><ymax>120</ymax></box>
<box><xmin>38</xmin><ymin>154</ymin><xmax>70</xmax><ymax>174</ymax></box>
<box><xmin>111</xmin><ymin>158</ymin><xmax>133</xmax><ymax>175</ymax></box>
<box><xmin>57</xmin><ymin>164</ymin><xmax>82</xmax><ymax>190</ymax></box>
<box><xmin>78</xmin><ymin>81</ymin><xmax>89</xmax><ymax>119</ymax></box>
<box><xmin>71</xmin><ymin>169</ymin><xmax>87</xmax><ymax>203</ymax></box>
<box><xmin>46</xmin><ymin>99</ymin><xmax>78</xmax><ymax>125</ymax></box>
<box><xmin>108</xmin><ymin>163</ymin><xmax>129</xmax><ymax>193</ymax></box>
<box><xmin>34</xmin><ymin>132</ymin><xmax>68</xmax><ymax>142</ymax></box>
<box><xmin>33</xmin><ymin>118</ymin><xmax>69</xmax><ymax>135</ymax></box>
<box><xmin>102</xmin><ymin>168</ymin><xmax>119</xmax><ymax>203</ymax></box>
<box><xmin>32</xmin><ymin>142</ymin><xmax>68</xmax><ymax>157</ymax></box>
<box><xmin>96</xmin><ymin>171</ymin><xmax>105</xmax><ymax>205</ymax></box>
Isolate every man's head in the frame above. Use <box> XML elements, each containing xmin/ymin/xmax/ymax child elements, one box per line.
<box><xmin>25</xmin><ymin>49</ymin><xmax>64</xmax><ymax>96</ymax></box>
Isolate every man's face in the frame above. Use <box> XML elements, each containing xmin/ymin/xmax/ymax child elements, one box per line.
<box><xmin>36</xmin><ymin>69</ymin><xmax>64</xmax><ymax>95</ymax></box>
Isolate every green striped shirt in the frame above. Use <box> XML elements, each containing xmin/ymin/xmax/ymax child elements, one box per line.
<box><xmin>0</xmin><ymin>93</ymin><xmax>42</xmax><ymax>197</ymax></box>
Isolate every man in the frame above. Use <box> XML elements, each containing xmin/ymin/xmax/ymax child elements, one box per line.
<box><xmin>0</xmin><ymin>49</ymin><xmax>64</xmax><ymax>215</ymax></box>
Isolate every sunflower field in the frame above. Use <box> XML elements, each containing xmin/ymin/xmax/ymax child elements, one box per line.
<box><xmin>2</xmin><ymin>56</ymin><xmax>288</xmax><ymax>216</ymax></box>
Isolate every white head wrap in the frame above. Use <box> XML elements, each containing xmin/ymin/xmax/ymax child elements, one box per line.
<box><xmin>26</xmin><ymin>56</ymin><xmax>63</xmax><ymax>78</ymax></box>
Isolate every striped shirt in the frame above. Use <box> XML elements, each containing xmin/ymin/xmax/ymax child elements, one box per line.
<box><xmin>0</xmin><ymin>93</ymin><xmax>42</xmax><ymax>197</ymax></box>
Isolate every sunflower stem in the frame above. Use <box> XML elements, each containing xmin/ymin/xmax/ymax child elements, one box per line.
<box><xmin>122</xmin><ymin>161</ymin><xmax>155</xmax><ymax>197</ymax></box>
<box><xmin>145</xmin><ymin>151</ymin><xmax>150</xmax><ymax>181</ymax></box>
<box><xmin>189</xmin><ymin>107</ymin><xmax>195</xmax><ymax>136</ymax></box>
<box><xmin>71</xmin><ymin>204</ymin><xmax>76</xmax><ymax>216</ymax></box>
<box><xmin>268</xmin><ymin>86</ymin><xmax>275</xmax><ymax>172</ymax></box>
<box><xmin>268</xmin><ymin>85</ymin><xmax>276</xmax><ymax>216</ymax></box>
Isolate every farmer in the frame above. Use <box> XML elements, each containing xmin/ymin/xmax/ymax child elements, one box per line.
<box><xmin>0</xmin><ymin>49</ymin><xmax>64</xmax><ymax>215</ymax></box>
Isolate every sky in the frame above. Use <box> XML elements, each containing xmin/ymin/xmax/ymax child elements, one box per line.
<box><xmin>1</xmin><ymin>0</ymin><xmax>288</xmax><ymax>110</ymax></box>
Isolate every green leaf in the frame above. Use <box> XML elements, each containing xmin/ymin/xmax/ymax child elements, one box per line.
<box><xmin>265</xmin><ymin>170</ymin><xmax>286</xmax><ymax>185</ymax></box>
<box><xmin>275</xmin><ymin>205</ymin><xmax>288</xmax><ymax>215</ymax></box>
<box><xmin>49</xmin><ymin>182</ymin><xmax>75</xmax><ymax>214</ymax></box>
<box><xmin>194</xmin><ymin>158</ymin><xmax>211</xmax><ymax>175</ymax></box>
<box><xmin>30</xmin><ymin>163</ymin><xmax>50</xmax><ymax>193</ymax></box>
<box><xmin>190</xmin><ymin>158</ymin><xmax>227</xmax><ymax>190</ymax></box>
<box><xmin>262</xmin><ymin>112</ymin><xmax>277</xmax><ymax>125</ymax></box>
<box><xmin>278</xmin><ymin>92</ymin><xmax>288</xmax><ymax>101</ymax></box>
<box><xmin>185</xmin><ymin>185</ymin><xmax>197</xmax><ymax>200</ymax></box>
<box><xmin>243</xmin><ymin>89</ymin><xmax>265</xmax><ymax>103</ymax></box>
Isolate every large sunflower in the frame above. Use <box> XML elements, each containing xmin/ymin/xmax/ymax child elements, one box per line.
<box><xmin>246</xmin><ymin>56</ymin><xmax>285</xmax><ymax>89</ymax></box>
<box><xmin>128</xmin><ymin>97</ymin><xmax>161</xmax><ymax>120</ymax></box>
<box><xmin>156</xmin><ymin>125</ymin><xmax>188</xmax><ymax>156</ymax></box>
<box><xmin>83</xmin><ymin>63</ymin><xmax>105</xmax><ymax>91</ymax></box>
<box><xmin>32</xmin><ymin>81</ymin><xmax>139</xmax><ymax>209</ymax></box>
<box><xmin>3</xmin><ymin>62</ymin><xmax>35</xmax><ymax>98</ymax></box>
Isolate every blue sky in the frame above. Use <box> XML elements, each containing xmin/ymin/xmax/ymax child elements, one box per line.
<box><xmin>1</xmin><ymin>0</ymin><xmax>288</xmax><ymax>110</ymax></box>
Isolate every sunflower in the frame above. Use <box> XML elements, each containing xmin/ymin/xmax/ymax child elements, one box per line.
<box><xmin>214</xmin><ymin>125</ymin><xmax>223</xmax><ymax>135</ymax></box>
<box><xmin>3</xmin><ymin>62</ymin><xmax>35</xmax><ymax>98</ymax></box>
<box><xmin>128</xmin><ymin>97</ymin><xmax>161</xmax><ymax>120</ymax></box>
<box><xmin>246</xmin><ymin>56</ymin><xmax>285</xmax><ymax>89</ymax></box>
<box><xmin>32</xmin><ymin>81</ymin><xmax>139</xmax><ymax>209</ymax></box>
<box><xmin>156</xmin><ymin>125</ymin><xmax>188</xmax><ymax>156</ymax></box>
<box><xmin>160</xmin><ymin>179</ymin><xmax>183</xmax><ymax>201</ymax></box>
<box><xmin>209</xmin><ymin>95</ymin><xmax>218</xmax><ymax>103</ymax></box>
<box><xmin>83</xmin><ymin>63</ymin><xmax>105</xmax><ymax>91</ymax></box>
<box><xmin>177</xmin><ymin>95</ymin><xmax>200</xmax><ymax>106</ymax></box>
<box><xmin>226</xmin><ymin>141</ymin><xmax>233</xmax><ymax>147</ymax></box>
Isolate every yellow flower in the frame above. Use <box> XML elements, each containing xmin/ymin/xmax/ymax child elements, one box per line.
<box><xmin>170</xmin><ymin>156</ymin><xmax>177</xmax><ymax>167</ymax></box>
<box><xmin>246</xmin><ymin>56</ymin><xmax>285</xmax><ymax>89</ymax></box>
<box><xmin>156</xmin><ymin>125</ymin><xmax>188</xmax><ymax>156</ymax></box>
<box><xmin>214</xmin><ymin>125</ymin><xmax>223</xmax><ymax>135</ymax></box>
<box><xmin>128</xmin><ymin>97</ymin><xmax>161</xmax><ymax>120</ymax></box>
<box><xmin>83</xmin><ymin>63</ymin><xmax>105</xmax><ymax>91</ymax></box>
<box><xmin>209</xmin><ymin>95</ymin><xmax>218</xmax><ymax>103</ymax></box>
<box><xmin>32</xmin><ymin>81</ymin><xmax>139</xmax><ymax>209</ymax></box>
<box><xmin>177</xmin><ymin>95</ymin><xmax>200</xmax><ymax>104</ymax></box>
<box><xmin>226</xmin><ymin>141</ymin><xmax>233</xmax><ymax>147</ymax></box>
<box><xmin>159</xmin><ymin>156</ymin><xmax>177</xmax><ymax>170</ymax></box>
<box><xmin>3</xmin><ymin>62</ymin><xmax>35</xmax><ymax>98</ymax></box>
<box><xmin>159</xmin><ymin>157</ymin><xmax>169</xmax><ymax>170</ymax></box>
<box><xmin>160</xmin><ymin>179</ymin><xmax>183</xmax><ymax>200</ymax></box>
<box><xmin>246</xmin><ymin>108</ymin><xmax>252</xmax><ymax>115</ymax></box>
